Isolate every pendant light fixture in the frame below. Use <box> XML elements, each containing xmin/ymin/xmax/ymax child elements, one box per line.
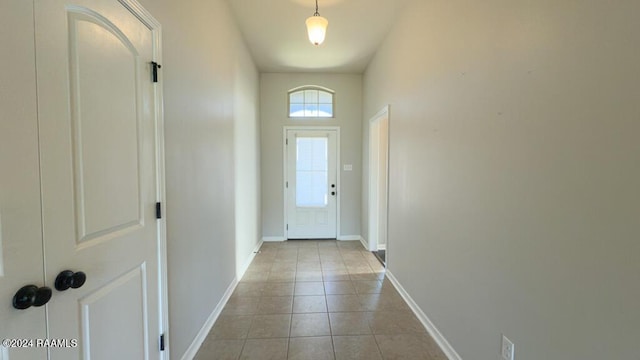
<box><xmin>306</xmin><ymin>0</ymin><xmax>328</xmax><ymax>46</ymax></box>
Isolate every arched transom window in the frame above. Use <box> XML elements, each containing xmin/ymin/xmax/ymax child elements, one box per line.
<box><xmin>288</xmin><ymin>86</ymin><xmax>334</xmax><ymax>118</ymax></box>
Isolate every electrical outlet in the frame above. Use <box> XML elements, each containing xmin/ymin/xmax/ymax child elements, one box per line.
<box><xmin>501</xmin><ymin>335</ymin><xmax>514</xmax><ymax>360</ymax></box>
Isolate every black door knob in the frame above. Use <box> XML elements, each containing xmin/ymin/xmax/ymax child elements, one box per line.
<box><xmin>331</xmin><ymin>191</ymin><xmax>336</xmax><ymax>196</ymax></box>
<box><xmin>13</xmin><ymin>285</ymin><xmax>52</xmax><ymax>310</ymax></box>
<box><xmin>55</xmin><ymin>270</ymin><xmax>87</xmax><ymax>291</ymax></box>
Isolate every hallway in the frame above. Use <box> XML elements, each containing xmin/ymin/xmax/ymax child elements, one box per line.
<box><xmin>195</xmin><ymin>240</ymin><xmax>446</xmax><ymax>359</ymax></box>
<box><xmin>3</xmin><ymin>0</ymin><xmax>639</xmax><ymax>358</ymax></box>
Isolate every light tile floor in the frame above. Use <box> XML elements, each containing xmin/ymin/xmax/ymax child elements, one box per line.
<box><xmin>194</xmin><ymin>240</ymin><xmax>446</xmax><ymax>360</ymax></box>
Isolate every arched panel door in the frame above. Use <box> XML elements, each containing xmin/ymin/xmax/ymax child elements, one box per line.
<box><xmin>35</xmin><ymin>0</ymin><xmax>163</xmax><ymax>358</ymax></box>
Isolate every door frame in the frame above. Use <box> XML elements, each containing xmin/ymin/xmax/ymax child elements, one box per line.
<box><xmin>283</xmin><ymin>126</ymin><xmax>341</xmax><ymax>239</ymax></box>
<box><xmin>368</xmin><ymin>106</ymin><xmax>390</xmax><ymax>261</ymax></box>
<box><xmin>119</xmin><ymin>0</ymin><xmax>170</xmax><ymax>357</ymax></box>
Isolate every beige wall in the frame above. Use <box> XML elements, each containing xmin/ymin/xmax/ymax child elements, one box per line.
<box><xmin>138</xmin><ymin>0</ymin><xmax>259</xmax><ymax>358</ymax></box>
<box><xmin>363</xmin><ymin>0</ymin><xmax>640</xmax><ymax>359</ymax></box>
<box><xmin>234</xmin><ymin>44</ymin><xmax>262</xmax><ymax>277</ymax></box>
<box><xmin>261</xmin><ymin>73</ymin><xmax>362</xmax><ymax>239</ymax></box>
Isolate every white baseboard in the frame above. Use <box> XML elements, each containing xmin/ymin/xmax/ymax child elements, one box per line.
<box><xmin>180</xmin><ymin>277</ymin><xmax>238</xmax><ymax>360</ymax></box>
<box><xmin>358</xmin><ymin>236</ymin><xmax>369</xmax><ymax>250</ymax></box>
<box><xmin>264</xmin><ymin>236</ymin><xmax>363</xmax><ymax>243</ymax></box>
<box><xmin>262</xmin><ymin>236</ymin><xmax>286</xmax><ymax>242</ymax></box>
<box><xmin>337</xmin><ymin>235</ymin><xmax>362</xmax><ymax>241</ymax></box>
<box><xmin>181</xmin><ymin>238</ymin><xmax>266</xmax><ymax>359</ymax></box>
<box><xmin>385</xmin><ymin>271</ymin><xmax>462</xmax><ymax>360</ymax></box>
<box><xmin>377</xmin><ymin>244</ymin><xmax>386</xmax><ymax>251</ymax></box>
<box><xmin>237</xmin><ymin>239</ymin><xmax>264</xmax><ymax>280</ymax></box>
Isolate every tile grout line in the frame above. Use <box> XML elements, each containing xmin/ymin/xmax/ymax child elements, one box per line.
<box><xmin>323</xmin><ymin>278</ymin><xmax>338</xmax><ymax>360</ymax></box>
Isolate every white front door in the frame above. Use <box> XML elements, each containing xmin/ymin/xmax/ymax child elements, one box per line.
<box><xmin>35</xmin><ymin>0</ymin><xmax>159</xmax><ymax>359</ymax></box>
<box><xmin>286</xmin><ymin>130</ymin><xmax>338</xmax><ymax>239</ymax></box>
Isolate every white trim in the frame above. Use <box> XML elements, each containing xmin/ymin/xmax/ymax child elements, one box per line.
<box><xmin>237</xmin><ymin>240</ymin><xmax>264</xmax><ymax>279</ymax></box>
<box><xmin>180</xmin><ymin>277</ymin><xmax>238</xmax><ymax>360</ymax></box>
<box><xmin>337</xmin><ymin>235</ymin><xmax>362</xmax><ymax>241</ymax></box>
<box><xmin>282</xmin><ymin>127</ymin><xmax>288</xmax><ymax>238</ymax></box>
<box><xmin>359</xmin><ymin>236</ymin><xmax>369</xmax><ymax>250</ymax></box>
<box><xmin>370</xmin><ymin>105</ymin><xmax>391</xmax><ymax>125</ymax></box>
<box><xmin>367</xmin><ymin>105</ymin><xmax>390</xmax><ymax>253</ymax></box>
<box><xmin>116</xmin><ymin>1</ymin><xmax>170</xmax><ymax>358</ymax></box>
<box><xmin>336</xmin><ymin>130</ymin><xmax>341</xmax><ymax>240</ymax></box>
<box><xmin>118</xmin><ymin>0</ymin><xmax>160</xmax><ymax>29</ymax></box>
<box><xmin>283</xmin><ymin>126</ymin><xmax>341</xmax><ymax>240</ymax></box>
<box><xmin>262</xmin><ymin>236</ymin><xmax>287</xmax><ymax>242</ymax></box>
<box><xmin>377</xmin><ymin>244</ymin><xmax>386</xmax><ymax>251</ymax></box>
<box><xmin>386</xmin><ymin>271</ymin><xmax>462</xmax><ymax>360</ymax></box>
<box><xmin>288</xmin><ymin>84</ymin><xmax>335</xmax><ymax>94</ymax></box>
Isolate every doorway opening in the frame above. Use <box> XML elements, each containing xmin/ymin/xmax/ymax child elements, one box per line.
<box><xmin>368</xmin><ymin>106</ymin><xmax>389</xmax><ymax>265</ymax></box>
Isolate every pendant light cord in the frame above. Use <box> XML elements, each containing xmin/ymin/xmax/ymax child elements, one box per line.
<box><xmin>314</xmin><ymin>0</ymin><xmax>320</xmax><ymax>16</ymax></box>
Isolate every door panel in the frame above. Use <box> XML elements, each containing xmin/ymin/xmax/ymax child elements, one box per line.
<box><xmin>68</xmin><ymin>11</ymin><xmax>143</xmax><ymax>246</ymax></box>
<box><xmin>0</xmin><ymin>1</ymin><xmax>48</xmax><ymax>359</ymax></box>
<box><xmin>79</xmin><ymin>266</ymin><xmax>147</xmax><ymax>360</ymax></box>
<box><xmin>286</xmin><ymin>130</ymin><xmax>337</xmax><ymax>239</ymax></box>
<box><xmin>34</xmin><ymin>0</ymin><xmax>160</xmax><ymax>358</ymax></box>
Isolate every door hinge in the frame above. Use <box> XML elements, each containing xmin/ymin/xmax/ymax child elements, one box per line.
<box><xmin>160</xmin><ymin>334</ymin><xmax>165</xmax><ymax>351</ymax></box>
<box><xmin>286</xmin><ymin>138</ymin><xmax>288</xmax><ymax>145</ymax></box>
<box><xmin>286</xmin><ymin>224</ymin><xmax>288</xmax><ymax>230</ymax></box>
<box><xmin>151</xmin><ymin>61</ymin><xmax>162</xmax><ymax>83</ymax></box>
<box><xmin>286</xmin><ymin>181</ymin><xmax>288</xmax><ymax>188</ymax></box>
<box><xmin>156</xmin><ymin>202</ymin><xmax>162</xmax><ymax>219</ymax></box>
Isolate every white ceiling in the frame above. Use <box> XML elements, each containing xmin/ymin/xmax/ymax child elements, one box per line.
<box><xmin>226</xmin><ymin>0</ymin><xmax>407</xmax><ymax>73</ymax></box>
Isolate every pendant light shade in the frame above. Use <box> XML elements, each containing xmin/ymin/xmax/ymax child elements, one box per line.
<box><xmin>306</xmin><ymin>0</ymin><xmax>328</xmax><ymax>46</ymax></box>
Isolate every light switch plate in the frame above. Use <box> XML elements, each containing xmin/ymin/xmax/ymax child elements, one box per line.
<box><xmin>501</xmin><ymin>335</ymin><xmax>514</xmax><ymax>360</ymax></box>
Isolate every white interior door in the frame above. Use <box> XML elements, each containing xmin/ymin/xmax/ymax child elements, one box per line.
<box><xmin>286</xmin><ymin>130</ymin><xmax>338</xmax><ymax>239</ymax></box>
<box><xmin>34</xmin><ymin>0</ymin><xmax>162</xmax><ymax>358</ymax></box>
<box><xmin>0</xmin><ymin>2</ymin><xmax>48</xmax><ymax>359</ymax></box>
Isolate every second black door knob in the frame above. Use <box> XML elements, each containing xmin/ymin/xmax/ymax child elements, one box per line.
<box><xmin>55</xmin><ymin>270</ymin><xmax>87</xmax><ymax>291</ymax></box>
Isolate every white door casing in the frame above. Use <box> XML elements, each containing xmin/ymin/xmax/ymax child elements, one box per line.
<box><xmin>285</xmin><ymin>129</ymin><xmax>338</xmax><ymax>239</ymax></box>
<box><xmin>368</xmin><ymin>106</ymin><xmax>390</xmax><ymax>256</ymax></box>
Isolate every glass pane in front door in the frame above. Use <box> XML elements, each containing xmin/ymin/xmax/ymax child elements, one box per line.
<box><xmin>295</xmin><ymin>137</ymin><xmax>328</xmax><ymax>207</ymax></box>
